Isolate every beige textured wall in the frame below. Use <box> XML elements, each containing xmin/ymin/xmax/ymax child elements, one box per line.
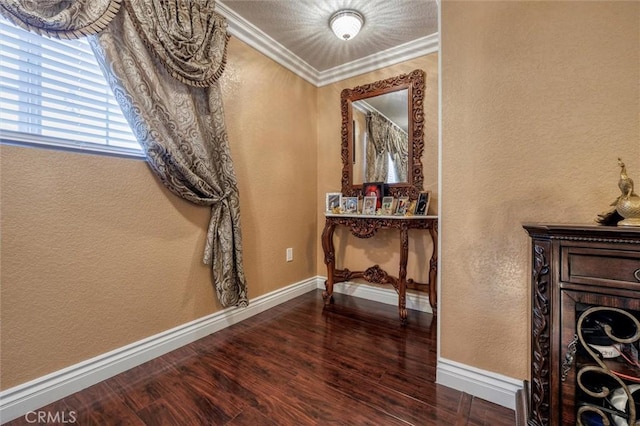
<box><xmin>222</xmin><ymin>39</ymin><xmax>318</xmax><ymax>295</ymax></box>
<box><xmin>316</xmin><ymin>54</ymin><xmax>439</xmax><ymax>286</ymax></box>
<box><xmin>440</xmin><ymin>1</ymin><xmax>639</xmax><ymax>379</ymax></box>
<box><xmin>5</xmin><ymin>0</ymin><xmax>637</xmax><ymax>395</ymax></box>
<box><xmin>0</xmin><ymin>37</ymin><xmax>317</xmax><ymax>389</ymax></box>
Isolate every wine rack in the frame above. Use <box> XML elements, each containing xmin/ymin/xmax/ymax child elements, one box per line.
<box><xmin>523</xmin><ymin>224</ymin><xmax>640</xmax><ymax>425</ymax></box>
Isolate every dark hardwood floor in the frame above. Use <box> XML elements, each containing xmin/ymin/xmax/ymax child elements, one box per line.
<box><xmin>5</xmin><ymin>290</ymin><xmax>515</xmax><ymax>425</ymax></box>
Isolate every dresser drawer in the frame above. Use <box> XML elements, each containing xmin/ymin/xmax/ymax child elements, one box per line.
<box><xmin>561</xmin><ymin>246</ymin><xmax>640</xmax><ymax>288</ymax></box>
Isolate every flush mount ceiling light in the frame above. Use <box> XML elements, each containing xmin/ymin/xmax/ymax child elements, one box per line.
<box><xmin>329</xmin><ymin>10</ymin><xmax>364</xmax><ymax>41</ymax></box>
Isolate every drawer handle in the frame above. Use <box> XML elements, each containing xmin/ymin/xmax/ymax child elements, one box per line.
<box><xmin>635</xmin><ymin>268</ymin><xmax>640</xmax><ymax>282</ymax></box>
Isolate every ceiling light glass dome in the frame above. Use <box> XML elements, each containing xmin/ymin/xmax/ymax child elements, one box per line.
<box><xmin>329</xmin><ymin>10</ymin><xmax>364</xmax><ymax>41</ymax></box>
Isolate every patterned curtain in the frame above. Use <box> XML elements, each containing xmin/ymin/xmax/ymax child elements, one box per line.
<box><xmin>0</xmin><ymin>0</ymin><xmax>121</xmax><ymax>38</ymax></box>
<box><xmin>365</xmin><ymin>111</ymin><xmax>408</xmax><ymax>182</ymax></box>
<box><xmin>0</xmin><ymin>0</ymin><xmax>248</xmax><ymax>308</ymax></box>
<box><xmin>365</xmin><ymin>112</ymin><xmax>389</xmax><ymax>182</ymax></box>
<box><xmin>124</xmin><ymin>1</ymin><xmax>228</xmax><ymax>87</ymax></box>
<box><xmin>386</xmin><ymin>124</ymin><xmax>409</xmax><ymax>182</ymax></box>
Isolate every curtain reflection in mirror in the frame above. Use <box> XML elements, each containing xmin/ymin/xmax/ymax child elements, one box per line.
<box><xmin>365</xmin><ymin>111</ymin><xmax>408</xmax><ymax>183</ymax></box>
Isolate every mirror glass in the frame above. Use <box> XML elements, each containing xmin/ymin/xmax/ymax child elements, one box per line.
<box><xmin>351</xmin><ymin>89</ymin><xmax>409</xmax><ymax>185</ymax></box>
<box><xmin>341</xmin><ymin>69</ymin><xmax>425</xmax><ymax>199</ymax></box>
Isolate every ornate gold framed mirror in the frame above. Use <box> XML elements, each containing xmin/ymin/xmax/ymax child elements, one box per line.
<box><xmin>340</xmin><ymin>69</ymin><xmax>426</xmax><ymax>199</ymax></box>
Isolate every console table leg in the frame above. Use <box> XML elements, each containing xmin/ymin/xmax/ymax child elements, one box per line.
<box><xmin>399</xmin><ymin>226</ymin><xmax>409</xmax><ymax>324</ymax></box>
<box><xmin>428</xmin><ymin>222</ymin><xmax>438</xmax><ymax>316</ymax></box>
<box><xmin>321</xmin><ymin>222</ymin><xmax>337</xmax><ymax>305</ymax></box>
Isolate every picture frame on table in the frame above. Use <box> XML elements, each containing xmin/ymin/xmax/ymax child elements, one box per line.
<box><xmin>362</xmin><ymin>181</ymin><xmax>384</xmax><ymax>210</ymax></box>
<box><xmin>414</xmin><ymin>191</ymin><xmax>431</xmax><ymax>215</ymax></box>
<box><xmin>362</xmin><ymin>196</ymin><xmax>377</xmax><ymax>215</ymax></box>
<box><xmin>342</xmin><ymin>197</ymin><xmax>358</xmax><ymax>214</ymax></box>
<box><xmin>326</xmin><ymin>192</ymin><xmax>342</xmax><ymax>212</ymax></box>
<box><xmin>381</xmin><ymin>196</ymin><xmax>394</xmax><ymax>215</ymax></box>
<box><xmin>395</xmin><ymin>196</ymin><xmax>410</xmax><ymax>215</ymax></box>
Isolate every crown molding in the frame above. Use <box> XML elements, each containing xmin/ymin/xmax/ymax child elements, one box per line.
<box><xmin>216</xmin><ymin>2</ymin><xmax>320</xmax><ymax>86</ymax></box>
<box><xmin>316</xmin><ymin>34</ymin><xmax>439</xmax><ymax>86</ymax></box>
<box><xmin>216</xmin><ymin>2</ymin><xmax>439</xmax><ymax>88</ymax></box>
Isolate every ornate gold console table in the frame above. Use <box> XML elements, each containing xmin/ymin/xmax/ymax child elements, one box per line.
<box><xmin>321</xmin><ymin>214</ymin><xmax>438</xmax><ymax>323</ymax></box>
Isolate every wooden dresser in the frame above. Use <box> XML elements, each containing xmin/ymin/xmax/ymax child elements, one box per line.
<box><xmin>523</xmin><ymin>224</ymin><xmax>640</xmax><ymax>426</ymax></box>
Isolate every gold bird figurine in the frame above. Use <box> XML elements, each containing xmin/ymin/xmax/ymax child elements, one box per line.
<box><xmin>615</xmin><ymin>158</ymin><xmax>640</xmax><ymax>226</ymax></box>
<box><xmin>617</xmin><ymin>157</ymin><xmax>635</xmax><ymax>200</ymax></box>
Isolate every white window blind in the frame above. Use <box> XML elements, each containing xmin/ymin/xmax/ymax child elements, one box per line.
<box><xmin>0</xmin><ymin>17</ymin><xmax>143</xmax><ymax>156</ymax></box>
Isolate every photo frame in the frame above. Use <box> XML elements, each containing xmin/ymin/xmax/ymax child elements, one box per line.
<box><xmin>414</xmin><ymin>191</ymin><xmax>431</xmax><ymax>215</ymax></box>
<box><xmin>326</xmin><ymin>192</ymin><xmax>342</xmax><ymax>212</ymax></box>
<box><xmin>342</xmin><ymin>197</ymin><xmax>358</xmax><ymax>214</ymax></box>
<box><xmin>381</xmin><ymin>196</ymin><xmax>394</xmax><ymax>215</ymax></box>
<box><xmin>362</xmin><ymin>182</ymin><xmax>384</xmax><ymax>210</ymax></box>
<box><xmin>362</xmin><ymin>196</ymin><xmax>377</xmax><ymax>215</ymax></box>
<box><xmin>395</xmin><ymin>196</ymin><xmax>410</xmax><ymax>216</ymax></box>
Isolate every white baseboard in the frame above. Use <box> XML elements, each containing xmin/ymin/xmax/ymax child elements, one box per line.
<box><xmin>314</xmin><ymin>276</ymin><xmax>432</xmax><ymax>313</ymax></box>
<box><xmin>0</xmin><ymin>277</ymin><xmax>318</xmax><ymax>424</ymax></box>
<box><xmin>436</xmin><ymin>358</ymin><xmax>523</xmax><ymax>410</ymax></box>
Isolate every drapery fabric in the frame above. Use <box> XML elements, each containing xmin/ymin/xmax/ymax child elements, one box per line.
<box><xmin>365</xmin><ymin>112</ymin><xmax>408</xmax><ymax>183</ymax></box>
<box><xmin>91</xmin><ymin>6</ymin><xmax>247</xmax><ymax>307</ymax></box>
<box><xmin>124</xmin><ymin>1</ymin><xmax>229</xmax><ymax>87</ymax></box>
<box><xmin>0</xmin><ymin>0</ymin><xmax>248</xmax><ymax>308</ymax></box>
<box><xmin>387</xmin><ymin>122</ymin><xmax>409</xmax><ymax>182</ymax></box>
<box><xmin>365</xmin><ymin>112</ymin><xmax>389</xmax><ymax>182</ymax></box>
<box><xmin>0</xmin><ymin>0</ymin><xmax>121</xmax><ymax>39</ymax></box>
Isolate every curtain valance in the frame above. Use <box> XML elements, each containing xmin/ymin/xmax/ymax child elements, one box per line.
<box><xmin>0</xmin><ymin>0</ymin><xmax>121</xmax><ymax>39</ymax></box>
<box><xmin>0</xmin><ymin>0</ymin><xmax>229</xmax><ymax>87</ymax></box>
<box><xmin>125</xmin><ymin>1</ymin><xmax>229</xmax><ymax>87</ymax></box>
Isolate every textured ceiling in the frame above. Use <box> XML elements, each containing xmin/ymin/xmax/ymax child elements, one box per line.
<box><xmin>218</xmin><ymin>0</ymin><xmax>438</xmax><ymax>73</ymax></box>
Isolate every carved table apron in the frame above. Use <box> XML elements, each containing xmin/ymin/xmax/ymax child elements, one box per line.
<box><xmin>321</xmin><ymin>214</ymin><xmax>438</xmax><ymax>323</ymax></box>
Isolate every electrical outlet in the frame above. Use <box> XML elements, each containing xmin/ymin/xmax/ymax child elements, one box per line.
<box><xmin>286</xmin><ymin>248</ymin><xmax>293</xmax><ymax>262</ymax></box>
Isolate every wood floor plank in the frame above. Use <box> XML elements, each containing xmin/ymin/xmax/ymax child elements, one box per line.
<box><xmin>456</xmin><ymin>392</ymin><xmax>474</xmax><ymax>426</ymax></box>
<box><xmin>134</xmin><ymin>398</ymin><xmax>204</xmax><ymax>426</ymax></box>
<box><xmin>277</xmin><ymin>371</ymin><xmax>409</xmax><ymax>425</ymax></box>
<box><xmin>4</xmin><ymin>290</ymin><xmax>515</xmax><ymax>426</ymax></box>
<box><xmin>466</xmin><ymin>395</ymin><xmax>518</xmax><ymax>426</ymax></box>
<box><xmin>226</xmin><ymin>406</ymin><xmax>279</xmax><ymax>426</ymax></box>
<box><xmin>327</xmin><ymin>369</ymin><xmax>459</xmax><ymax>425</ymax></box>
<box><xmin>62</xmin><ymin>382</ymin><xmax>144</xmax><ymax>426</ymax></box>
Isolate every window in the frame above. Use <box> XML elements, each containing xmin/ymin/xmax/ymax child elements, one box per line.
<box><xmin>0</xmin><ymin>17</ymin><xmax>143</xmax><ymax>156</ymax></box>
